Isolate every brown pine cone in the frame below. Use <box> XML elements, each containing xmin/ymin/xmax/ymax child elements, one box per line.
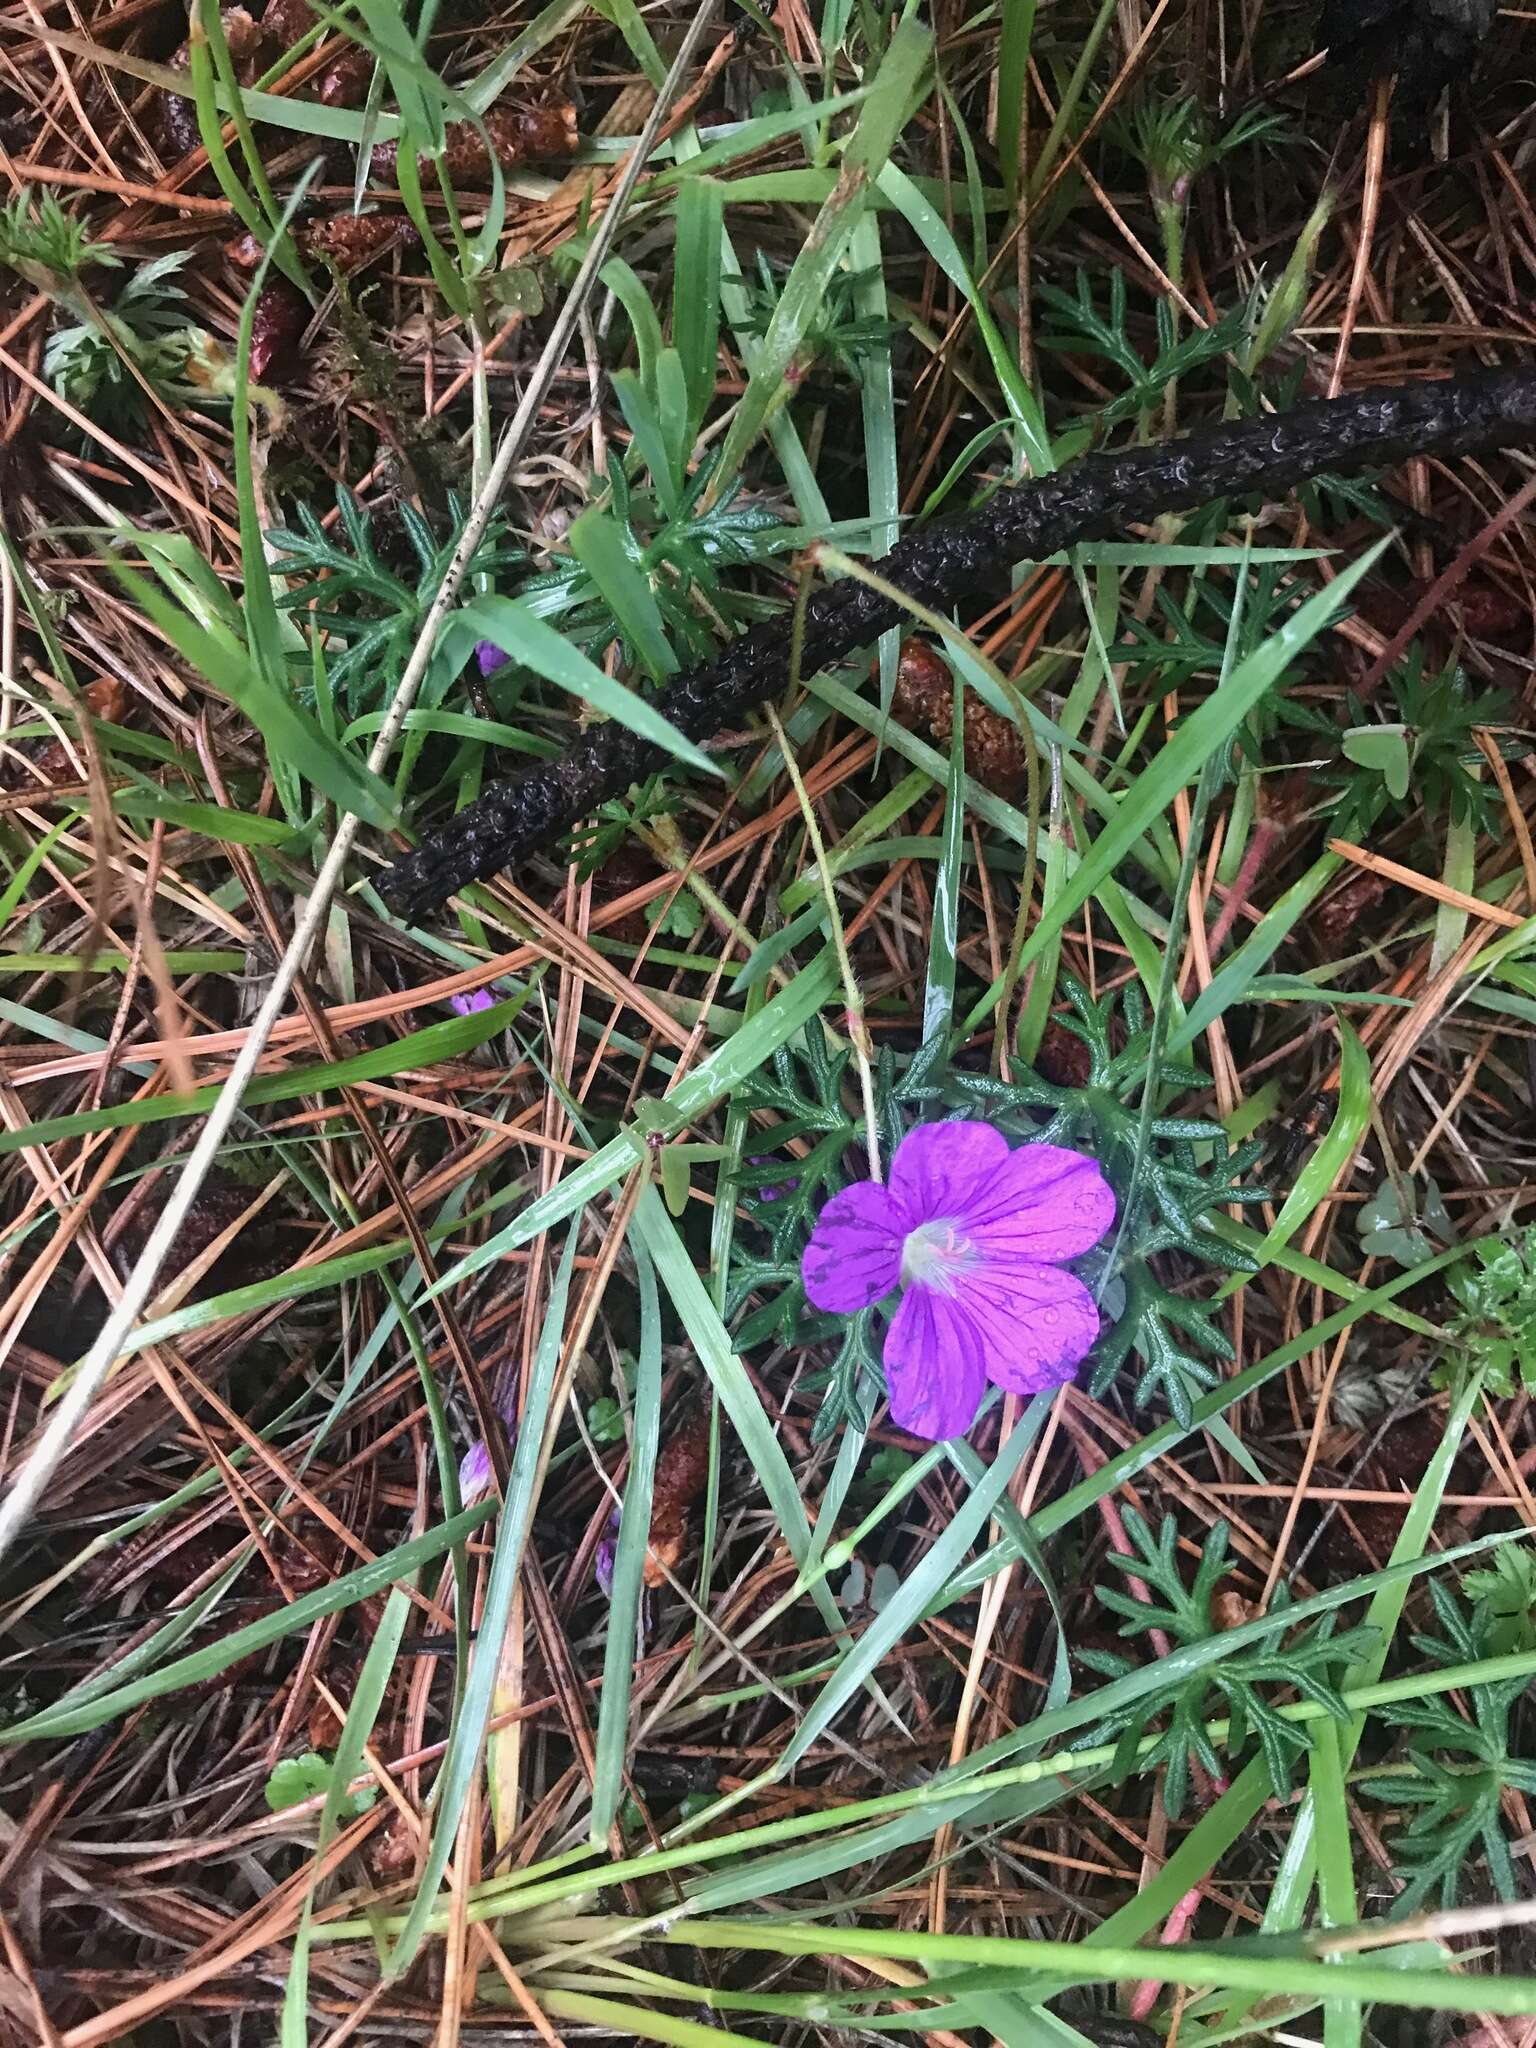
<box><xmin>228</xmin><ymin>212</ymin><xmax>419</xmax><ymax>274</ymax></box>
<box><xmin>642</xmin><ymin>1408</ymin><xmax>712</xmax><ymax>1588</ymax></box>
<box><xmin>159</xmin><ymin>6</ymin><xmax>269</xmax><ymax>157</ymax></box>
<box><xmin>0</xmin><ymin>676</ymin><xmax>125</xmax><ymax>792</ymax></box>
<box><xmin>890</xmin><ymin>635</ymin><xmax>1027</xmax><ymax>797</ymax></box>
<box><xmin>317</xmin><ymin>44</ymin><xmax>374</xmax><ymax>106</ymax></box>
<box><xmin>371</xmin><ymin>101</ymin><xmax>578</xmax><ymax>184</ymax></box>
<box><xmin>303</xmin><ymin>213</ymin><xmax>421</xmax><ymax>269</ymax></box>
<box><xmin>260</xmin><ymin>0</ymin><xmax>316</xmax><ymax>47</ymax></box>
<box><xmin>1032</xmin><ymin>1017</ymin><xmax>1094</xmax><ymax>1090</ymax></box>
<box><xmin>1313</xmin><ymin>869</ymin><xmax>1389</xmax><ymax>955</ymax></box>
<box><xmin>249</xmin><ymin>279</ymin><xmax>309</xmax><ymax>381</ymax></box>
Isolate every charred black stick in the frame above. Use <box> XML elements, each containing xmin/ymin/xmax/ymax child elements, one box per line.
<box><xmin>379</xmin><ymin>366</ymin><xmax>1536</xmax><ymax>921</ymax></box>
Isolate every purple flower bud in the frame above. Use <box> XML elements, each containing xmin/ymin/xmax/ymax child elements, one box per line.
<box><xmin>459</xmin><ymin>1436</ymin><xmax>492</xmax><ymax>1501</ymax></box>
<box><xmin>595</xmin><ymin>1507</ymin><xmax>621</xmax><ymax>1597</ymax></box>
<box><xmin>450</xmin><ymin>988</ymin><xmax>495</xmax><ymax>1017</ymax></box>
<box><xmin>457</xmin><ymin>1384</ymin><xmax>519</xmax><ymax>1501</ymax></box>
<box><xmin>476</xmin><ymin>639</ymin><xmax>509</xmax><ymax>678</ymax></box>
<box><xmin>748</xmin><ymin>1156</ymin><xmax>801</xmax><ymax>1204</ymax></box>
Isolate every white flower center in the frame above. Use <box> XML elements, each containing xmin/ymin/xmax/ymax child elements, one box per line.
<box><xmin>900</xmin><ymin>1219</ymin><xmax>977</xmax><ymax>1294</ymax></box>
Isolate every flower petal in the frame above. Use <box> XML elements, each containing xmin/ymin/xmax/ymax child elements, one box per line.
<box><xmin>883</xmin><ymin>1285</ymin><xmax>988</xmax><ymax>1440</ymax></box>
<box><xmin>960</xmin><ymin>1142</ymin><xmax>1115</xmax><ymax>1264</ymax></box>
<box><xmin>889</xmin><ymin>1120</ymin><xmax>1011</xmax><ymax>1226</ymax></box>
<box><xmin>801</xmin><ymin>1179</ymin><xmax>905</xmax><ymax>1313</ymax></box>
<box><xmin>957</xmin><ymin>1260</ymin><xmax>1103</xmax><ymax>1395</ymax></box>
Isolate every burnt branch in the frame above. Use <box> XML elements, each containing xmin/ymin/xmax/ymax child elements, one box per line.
<box><xmin>379</xmin><ymin>366</ymin><xmax>1536</xmax><ymax>921</ymax></box>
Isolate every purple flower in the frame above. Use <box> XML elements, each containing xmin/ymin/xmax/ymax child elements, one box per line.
<box><xmin>450</xmin><ymin>988</ymin><xmax>495</xmax><ymax>1017</ymax></box>
<box><xmin>801</xmin><ymin>1121</ymin><xmax>1115</xmax><ymax>1441</ymax></box>
<box><xmin>475</xmin><ymin>639</ymin><xmax>509</xmax><ymax>679</ymax></box>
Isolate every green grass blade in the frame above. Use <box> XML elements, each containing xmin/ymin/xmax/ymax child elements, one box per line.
<box><xmin>0</xmin><ymin>988</ymin><xmax>531</xmax><ymax>1153</ymax></box>
<box><xmin>994</xmin><ymin>0</ymin><xmax>1035</xmax><ymax>199</ymax></box>
<box><xmin>454</xmin><ymin>595</ymin><xmax>717</xmax><ymax>774</ymax></box>
<box><xmin>385</xmin><ymin>1226</ymin><xmax>581</xmax><ymax>1975</ymax></box>
<box><xmin>1243</xmin><ymin>1019</ymin><xmax>1372</xmax><ymax>1272</ymax></box>
<box><xmin>4</xmin><ymin>1501</ymin><xmax>495</xmax><ymax>1742</ymax></box>
<box><xmin>590</xmin><ymin>1239</ymin><xmax>663</xmax><ymax>1842</ymax></box>
<box><xmin>1005</xmin><ymin>538</ymin><xmax>1391</xmax><ymax>992</ymax></box>
<box><xmin>768</xmin><ymin>1397</ymin><xmax>1047</xmax><ymax>1778</ymax></box>
<box><xmin>922</xmin><ymin>685</ymin><xmax>966</xmax><ymax>1047</ymax></box>
<box><xmin>567</xmin><ymin>507</ymin><xmax>680</xmax><ymax>682</ymax></box>
<box><xmin>876</xmin><ymin>162</ymin><xmax>1049</xmax><ymax>468</ymax></box>
<box><xmin>100</xmin><ymin>553</ymin><xmax>396</xmax><ymax>829</ymax></box>
<box><xmin>281</xmin><ymin>1585</ymin><xmax>411</xmax><ymax>2045</ymax></box>
<box><xmin>709</xmin><ymin>20</ymin><xmax>931</xmax><ymax>486</ymax></box>
<box><xmin>673</xmin><ymin>177</ymin><xmax>723</xmax><ymax>439</ymax></box>
<box><xmin>632</xmin><ymin>1191</ymin><xmax>847</xmax><ymax>1651</ymax></box>
<box><xmin>660</xmin><ymin>1919</ymin><xmax>1536</xmax><ymax>2022</ymax></box>
<box><xmin>426</xmin><ymin>950</ymin><xmax>838</xmax><ymax>1295</ymax></box>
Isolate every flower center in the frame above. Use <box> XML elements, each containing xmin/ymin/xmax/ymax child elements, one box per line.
<box><xmin>900</xmin><ymin>1219</ymin><xmax>977</xmax><ymax>1295</ymax></box>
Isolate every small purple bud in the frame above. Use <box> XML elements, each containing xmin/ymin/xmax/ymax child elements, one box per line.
<box><xmin>748</xmin><ymin>1156</ymin><xmax>800</xmax><ymax>1204</ymax></box>
<box><xmin>595</xmin><ymin>1507</ymin><xmax>621</xmax><ymax>1597</ymax></box>
<box><xmin>459</xmin><ymin>1437</ymin><xmax>492</xmax><ymax>1501</ymax></box>
<box><xmin>451</xmin><ymin>988</ymin><xmax>495</xmax><ymax>1017</ymax></box>
<box><xmin>476</xmin><ymin>639</ymin><xmax>508</xmax><ymax>679</ymax></box>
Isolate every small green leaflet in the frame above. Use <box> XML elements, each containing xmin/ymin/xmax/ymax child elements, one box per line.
<box><xmin>265</xmin><ymin>1750</ymin><xmax>377</xmax><ymax>1818</ymax></box>
<box><xmin>1342</xmin><ymin>723</ymin><xmax>1411</xmax><ymax>801</ymax></box>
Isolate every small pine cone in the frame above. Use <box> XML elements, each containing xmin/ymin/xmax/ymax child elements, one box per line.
<box><xmin>643</xmin><ymin>1407</ymin><xmax>712</xmax><ymax>1588</ymax></box>
<box><xmin>1032</xmin><ymin>1017</ymin><xmax>1093</xmax><ymax>1090</ymax></box>
<box><xmin>215</xmin><ymin>4</ymin><xmax>271</xmax><ymax>64</ymax></box>
<box><xmin>373</xmin><ymin>100</ymin><xmax>578</xmax><ymax>183</ymax></box>
<box><xmin>260</xmin><ymin>0</ymin><xmax>315</xmax><ymax>47</ymax></box>
<box><xmin>317</xmin><ymin>44</ymin><xmax>373</xmax><ymax>106</ymax></box>
<box><xmin>112</xmin><ymin>1163</ymin><xmax>281</xmax><ymax>1296</ymax></box>
<box><xmin>5</xmin><ymin>675</ymin><xmax>126</xmax><ymax>791</ymax></box>
<box><xmin>591</xmin><ymin>845</ymin><xmax>658</xmax><ymax>945</ymax></box>
<box><xmin>890</xmin><ymin>636</ymin><xmax>1026</xmax><ymax>796</ymax></box>
<box><xmin>250</xmin><ymin>279</ymin><xmax>308</xmax><ymax>381</ymax></box>
<box><xmin>306</xmin><ymin>1648</ymin><xmax>356</xmax><ymax>1750</ymax></box>
<box><xmin>483</xmin><ymin>100</ymin><xmax>578</xmax><ymax>165</ymax></box>
<box><xmin>274</xmin><ymin>1525</ymin><xmax>343</xmax><ymax>1596</ymax></box>
<box><xmin>1211</xmin><ymin>1589</ymin><xmax>1254</xmax><ymax>1631</ymax></box>
<box><xmin>160</xmin><ymin>7</ymin><xmax>269</xmax><ymax>156</ymax></box>
<box><xmin>159</xmin><ymin>77</ymin><xmax>200</xmax><ymax>159</ymax></box>
<box><xmin>301</xmin><ymin>212</ymin><xmax>420</xmax><ymax>270</ymax></box>
<box><xmin>1317</xmin><ymin>0</ymin><xmax>1497</xmax><ymax>99</ymax></box>
<box><xmin>1452</xmin><ymin>581</ymin><xmax>1527</xmax><ymax>643</ymax></box>
<box><xmin>952</xmin><ymin>691</ymin><xmax>1027</xmax><ymax>797</ymax></box>
<box><xmin>308</xmin><ymin>1693</ymin><xmax>344</xmax><ymax>1751</ymax></box>
<box><xmin>1313</xmin><ymin>870</ymin><xmax>1388</xmax><ymax>955</ymax></box>
<box><xmin>889</xmin><ymin>634</ymin><xmax>948</xmax><ymax>728</ymax></box>
<box><xmin>368</xmin><ymin>1807</ymin><xmax>419</xmax><ymax>1883</ymax></box>
<box><xmin>112</xmin><ymin>1170</ymin><xmax>249</xmax><ymax>1282</ymax></box>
